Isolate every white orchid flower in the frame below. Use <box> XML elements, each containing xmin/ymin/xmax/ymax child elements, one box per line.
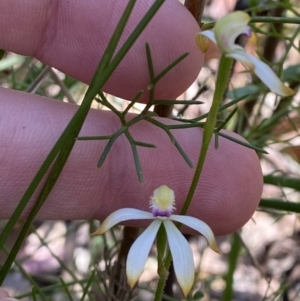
<box><xmin>91</xmin><ymin>185</ymin><xmax>219</xmax><ymax>297</ymax></box>
<box><xmin>195</xmin><ymin>11</ymin><xmax>294</xmax><ymax>97</ymax></box>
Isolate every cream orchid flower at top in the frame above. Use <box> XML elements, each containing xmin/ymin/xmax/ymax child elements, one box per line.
<box><xmin>195</xmin><ymin>11</ymin><xmax>294</xmax><ymax>97</ymax></box>
<box><xmin>91</xmin><ymin>185</ymin><xmax>219</xmax><ymax>297</ymax></box>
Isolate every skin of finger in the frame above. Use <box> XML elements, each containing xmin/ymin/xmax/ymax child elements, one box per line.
<box><xmin>0</xmin><ymin>297</ymin><xmax>18</xmax><ymax>301</ymax></box>
<box><xmin>0</xmin><ymin>0</ymin><xmax>203</xmax><ymax>102</ymax></box>
<box><xmin>0</xmin><ymin>289</ymin><xmax>18</xmax><ymax>301</ymax></box>
<box><xmin>0</xmin><ymin>88</ymin><xmax>263</xmax><ymax>235</ymax></box>
<box><xmin>0</xmin><ymin>289</ymin><xmax>9</xmax><ymax>297</ymax></box>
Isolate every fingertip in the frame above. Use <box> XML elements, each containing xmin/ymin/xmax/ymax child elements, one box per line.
<box><xmin>188</xmin><ymin>131</ymin><xmax>263</xmax><ymax>235</ymax></box>
<box><xmin>0</xmin><ymin>288</ymin><xmax>10</xmax><ymax>297</ymax></box>
<box><xmin>0</xmin><ymin>0</ymin><xmax>203</xmax><ymax>102</ymax></box>
<box><xmin>102</xmin><ymin>0</ymin><xmax>204</xmax><ymax>102</ymax></box>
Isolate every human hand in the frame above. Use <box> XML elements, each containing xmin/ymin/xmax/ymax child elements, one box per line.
<box><xmin>0</xmin><ymin>0</ymin><xmax>263</xmax><ymax>235</ymax></box>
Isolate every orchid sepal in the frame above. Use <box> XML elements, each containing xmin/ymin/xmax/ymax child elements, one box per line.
<box><xmin>163</xmin><ymin>220</ymin><xmax>195</xmax><ymax>296</ymax></box>
<box><xmin>170</xmin><ymin>215</ymin><xmax>220</xmax><ymax>253</ymax></box>
<box><xmin>227</xmin><ymin>50</ymin><xmax>295</xmax><ymax>97</ymax></box>
<box><xmin>91</xmin><ymin>208</ymin><xmax>153</xmax><ymax>236</ymax></box>
<box><xmin>126</xmin><ymin>219</ymin><xmax>162</xmax><ymax>288</ymax></box>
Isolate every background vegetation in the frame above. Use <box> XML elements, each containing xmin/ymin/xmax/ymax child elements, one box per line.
<box><xmin>0</xmin><ymin>0</ymin><xmax>299</xmax><ymax>300</ymax></box>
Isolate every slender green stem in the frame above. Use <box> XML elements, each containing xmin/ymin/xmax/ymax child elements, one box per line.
<box><xmin>154</xmin><ymin>225</ymin><xmax>170</xmax><ymax>301</ymax></box>
<box><xmin>153</xmin><ymin>251</ymin><xmax>173</xmax><ymax>301</ymax></box>
<box><xmin>222</xmin><ymin>233</ymin><xmax>241</xmax><ymax>301</ymax></box>
<box><xmin>181</xmin><ymin>55</ymin><xmax>233</xmax><ymax>215</ymax></box>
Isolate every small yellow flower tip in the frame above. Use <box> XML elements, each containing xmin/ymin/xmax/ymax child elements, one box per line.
<box><xmin>90</xmin><ymin>225</ymin><xmax>106</xmax><ymax>237</ymax></box>
<box><xmin>228</xmin><ymin>50</ymin><xmax>295</xmax><ymax>97</ymax></box>
<box><xmin>127</xmin><ymin>277</ymin><xmax>137</xmax><ymax>289</ymax></box>
<box><xmin>210</xmin><ymin>239</ymin><xmax>221</xmax><ymax>254</ymax></box>
<box><xmin>181</xmin><ymin>285</ymin><xmax>192</xmax><ymax>298</ymax></box>
<box><xmin>150</xmin><ymin>185</ymin><xmax>175</xmax><ymax>217</ymax></box>
<box><xmin>279</xmin><ymin>83</ymin><xmax>295</xmax><ymax>97</ymax></box>
<box><xmin>195</xmin><ymin>34</ymin><xmax>210</xmax><ymax>53</ymax></box>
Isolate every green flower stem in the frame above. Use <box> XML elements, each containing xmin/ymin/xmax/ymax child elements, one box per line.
<box><xmin>153</xmin><ymin>55</ymin><xmax>233</xmax><ymax>300</ymax></box>
<box><xmin>156</xmin><ymin>225</ymin><xmax>168</xmax><ymax>277</ymax></box>
<box><xmin>153</xmin><ymin>251</ymin><xmax>172</xmax><ymax>301</ymax></box>
<box><xmin>222</xmin><ymin>233</ymin><xmax>241</xmax><ymax>301</ymax></box>
<box><xmin>153</xmin><ymin>225</ymin><xmax>172</xmax><ymax>301</ymax></box>
<box><xmin>181</xmin><ymin>55</ymin><xmax>233</xmax><ymax>216</ymax></box>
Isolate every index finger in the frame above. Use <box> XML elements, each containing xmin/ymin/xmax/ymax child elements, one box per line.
<box><xmin>0</xmin><ymin>0</ymin><xmax>203</xmax><ymax>102</ymax></box>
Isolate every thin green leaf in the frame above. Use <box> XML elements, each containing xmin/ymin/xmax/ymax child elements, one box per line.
<box><xmin>0</xmin><ymin>49</ymin><xmax>5</xmax><ymax>60</ymax></box>
<box><xmin>122</xmin><ymin>90</ymin><xmax>144</xmax><ymax>116</ymax></box>
<box><xmin>32</xmin><ymin>287</ymin><xmax>38</xmax><ymax>301</ymax></box>
<box><xmin>264</xmin><ymin>175</ymin><xmax>300</xmax><ymax>191</ymax></box>
<box><xmin>134</xmin><ymin>141</ymin><xmax>156</xmax><ymax>148</ymax></box>
<box><xmin>215</xmin><ymin>107</ymin><xmax>238</xmax><ymax>132</ymax></box>
<box><xmin>146</xmin><ymin>43</ymin><xmax>155</xmax><ymax>82</ymax></box>
<box><xmin>77</xmin><ymin>135</ymin><xmax>113</xmax><ymax>141</ymax></box>
<box><xmin>79</xmin><ymin>270</ymin><xmax>96</xmax><ymax>301</ymax></box>
<box><xmin>193</xmin><ymin>94</ymin><xmax>248</xmax><ymax>122</ymax></box>
<box><xmin>125</xmin><ymin>130</ymin><xmax>144</xmax><ymax>182</ymax></box>
<box><xmin>98</xmin><ymin>128</ymin><xmax>125</xmax><ymax>167</ymax></box>
<box><xmin>250</xmin><ymin>16</ymin><xmax>300</xmax><ymax>24</ymax></box>
<box><xmin>218</xmin><ymin>132</ymin><xmax>268</xmax><ymax>154</ymax></box>
<box><xmin>60</xmin><ymin>277</ymin><xmax>75</xmax><ymax>301</ymax></box>
<box><xmin>153</xmin><ymin>52</ymin><xmax>189</xmax><ymax>84</ymax></box>
<box><xmin>145</xmin><ymin>116</ymin><xmax>194</xmax><ymax>167</ymax></box>
<box><xmin>259</xmin><ymin>199</ymin><xmax>300</xmax><ymax>213</ymax></box>
<box><xmin>153</xmin><ymin>99</ymin><xmax>204</xmax><ymax>105</ymax></box>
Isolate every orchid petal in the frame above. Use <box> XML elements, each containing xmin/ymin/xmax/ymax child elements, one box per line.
<box><xmin>170</xmin><ymin>215</ymin><xmax>220</xmax><ymax>253</ymax></box>
<box><xmin>163</xmin><ymin>220</ymin><xmax>194</xmax><ymax>297</ymax></box>
<box><xmin>227</xmin><ymin>50</ymin><xmax>295</xmax><ymax>97</ymax></box>
<box><xmin>215</xmin><ymin>11</ymin><xmax>251</xmax><ymax>52</ymax></box>
<box><xmin>198</xmin><ymin>30</ymin><xmax>217</xmax><ymax>44</ymax></box>
<box><xmin>195</xmin><ymin>31</ymin><xmax>216</xmax><ymax>53</ymax></box>
<box><xmin>91</xmin><ymin>208</ymin><xmax>153</xmax><ymax>236</ymax></box>
<box><xmin>126</xmin><ymin>219</ymin><xmax>161</xmax><ymax>288</ymax></box>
